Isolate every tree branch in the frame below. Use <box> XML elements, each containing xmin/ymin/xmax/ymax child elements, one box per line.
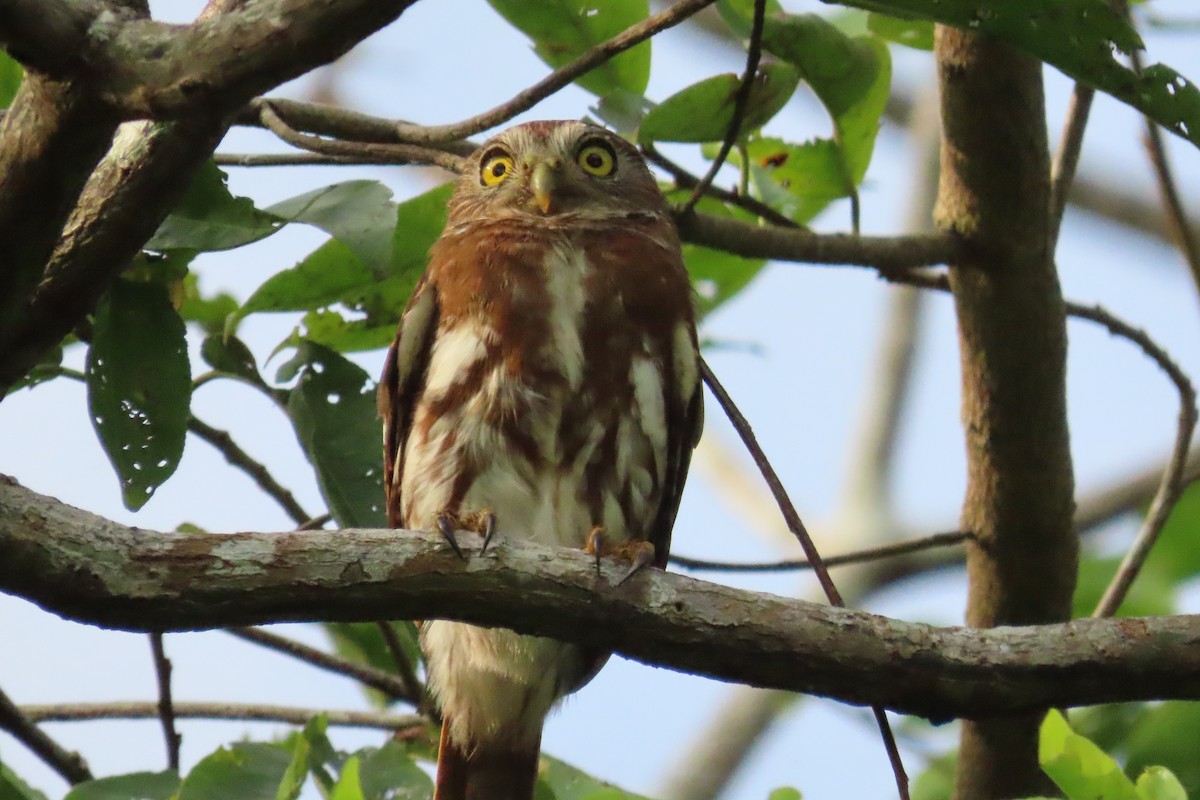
<box><xmin>19</xmin><ymin>701</ymin><xmax>425</xmax><ymax>732</ymax></box>
<box><xmin>0</xmin><ymin>684</ymin><xmax>92</xmax><ymax>784</ymax></box>
<box><xmin>4</xmin><ymin>477</ymin><xmax>1200</xmax><ymax>720</ymax></box>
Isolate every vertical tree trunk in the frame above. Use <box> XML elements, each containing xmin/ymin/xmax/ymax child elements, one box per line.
<box><xmin>935</xmin><ymin>27</ymin><xmax>1078</xmax><ymax>800</ymax></box>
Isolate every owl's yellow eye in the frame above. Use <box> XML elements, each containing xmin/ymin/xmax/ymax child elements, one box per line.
<box><xmin>480</xmin><ymin>153</ymin><xmax>514</xmax><ymax>187</ymax></box>
<box><xmin>576</xmin><ymin>142</ymin><xmax>616</xmax><ymax>177</ymax></box>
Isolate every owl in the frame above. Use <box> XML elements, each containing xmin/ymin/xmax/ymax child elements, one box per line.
<box><xmin>378</xmin><ymin>120</ymin><xmax>703</xmax><ymax>800</ymax></box>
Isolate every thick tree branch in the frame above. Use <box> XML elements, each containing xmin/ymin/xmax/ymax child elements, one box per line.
<box><xmin>0</xmin><ymin>0</ymin><xmax>419</xmax><ymax>119</ymax></box>
<box><xmin>4</xmin><ymin>477</ymin><xmax>1200</xmax><ymax>721</ymax></box>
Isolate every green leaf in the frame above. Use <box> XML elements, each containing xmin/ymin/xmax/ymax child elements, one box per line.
<box><xmin>280</xmin><ymin>341</ymin><xmax>385</xmax><ymax>528</ymax></box>
<box><xmin>0</xmin><ymin>761</ymin><xmax>49</xmax><ymax>800</ymax></box>
<box><xmin>178</xmin><ymin>273</ymin><xmax>237</xmax><ymax>335</ymax></box>
<box><xmin>1124</xmin><ymin>702</ymin><xmax>1200</xmax><ymax>792</ymax></box>
<box><xmin>358</xmin><ymin>741</ymin><xmax>432</xmax><ymax>800</ymax></box>
<box><xmin>65</xmin><ymin>771</ymin><xmax>180</xmax><ymax>800</ymax></box>
<box><xmin>489</xmin><ymin>0</ymin><xmax>651</xmax><ymax>96</ymax></box>
<box><xmin>1136</xmin><ymin>767</ymin><xmax>1187</xmax><ymax>800</ymax></box>
<box><xmin>867</xmin><ymin>11</ymin><xmax>934</xmax><ymax>50</ymax></box>
<box><xmin>767</xmin><ymin>789</ymin><xmax>803</xmax><ymax>800</ymax></box>
<box><xmin>239</xmin><ymin>239</ymin><xmax>375</xmax><ymax>318</ymax></box>
<box><xmin>301</xmin><ymin>310</ymin><xmax>398</xmax><ymax>354</ymax></box>
<box><xmin>323</xmin><ymin>621</ymin><xmax>422</xmax><ymax>707</ymax></box>
<box><xmin>841</xmin><ymin>0</ymin><xmax>1200</xmax><ymax>152</ymax></box>
<box><xmin>666</xmin><ymin>191</ymin><xmax>767</xmax><ymax>316</ymax></box>
<box><xmin>147</xmin><ymin>161</ymin><xmax>281</xmax><ymax>252</ymax></box>
<box><xmin>87</xmin><ymin>280</ymin><xmax>192</xmax><ymax>510</ymax></box>
<box><xmin>639</xmin><ymin>62</ymin><xmax>800</xmax><ymax>143</ymax></box>
<box><xmin>0</xmin><ymin>51</ymin><xmax>24</xmax><ymax>107</ymax></box>
<box><xmin>743</xmin><ymin>137</ymin><xmax>854</xmax><ymax>223</ymax></box>
<box><xmin>1138</xmin><ymin>481</ymin><xmax>1200</xmax><ymax>582</ymax></box>
<box><xmin>1039</xmin><ymin>709</ymin><xmax>1139</xmax><ymax>800</ymax></box>
<box><xmin>200</xmin><ymin>334</ymin><xmax>262</xmax><ymax>384</ymax></box>
<box><xmin>537</xmin><ymin>754</ymin><xmax>652</xmax><ymax>800</ymax></box>
<box><xmin>179</xmin><ymin>743</ymin><xmax>294</xmax><ymax>800</ymax></box>
<box><xmin>761</xmin><ymin>13</ymin><xmax>891</xmax><ymax>182</ymax></box>
<box><xmin>911</xmin><ymin>752</ymin><xmax>955</xmax><ymax>800</ymax></box>
<box><xmin>330</xmin><ymin>757</ymin><xmax>364</xmax><ymax>800</ymax></box>
<box><xmin>300</xmin><ymin>716</ymin><xmax>346</xmax><ymax>799</ymax></box>
<box><xmin>276</xmin><ymin>733</ymin><xmax>310</xmax><ymax>800</ymax></box>
<box><xmin>269</xmin><ymin>182</ymin><xmax>398</xmax><ymax>276</ymax></box>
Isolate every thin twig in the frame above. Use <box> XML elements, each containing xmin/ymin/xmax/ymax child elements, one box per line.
<box><xmin>20</xmin><ymin>702</ymin><xmax>426</xmax><ymax>732</ymax></box>
<box><xmin>259</xmin><ymin>103</ymin><xmax>465</xmax><ymax>172</ymax></box>
<box><xmin>188</xmin><ymin>416</ymin><xmax>313</xmax><ymax>527</ymax></box>
<box><xmin>1049</xmin><ymin>84</ymin><xmax>1095</xmax><ymax>243</ymax></box>
<box><xmin>699</xmin><ymin>359</ymin><xmax>909</xmax><ymax>799</ymax></box>
<box><xmin>215</xmin><ymin>152</ymin><xmax>391</xmax><ymax>167</ymax></box>
<box><xmin>148</xmin><ymin>633</ymin><xmax>181</xmax><ymax>771</ymax></box>
<box><xmin>391</xmin><ymin>0</ymin><xmax>719</xmax><ymax>144</ymax></box>
<box><xmin>0</xmin><ymin>685</ymin><xmax>92</xmax><ymax>784</ymax></box>
<box><xmin>225</xmin><ymin>627</ymin><xmax>421</xmax><ymax>706</ymax></box>
<box><xmin>669</xmin><ymin>531</ymin><xmax>971</xmax><ymax>573</ymax></box>
<box><xmin>375</xmin><ymin>622</ymin><xmax>427</xmax><ymax>712</ymax></box>
<box><xmin>682</xmin><ymin>0</ymin><xmax>766</xmax><ymax>214</ymax></box>
<box><xmin>641</xmin><ymin>142</ymin><xmax>800</xmax><ymax>228</ymax></box>
<box><xmin>893</xmin><ymin>270</ymin><xmax>1197</xmax><ymax>620</ymax></box>
<box><xmin>298</xmin><ymin>513</ymin><xmax>333</xmax><ymax>531</ymax></box>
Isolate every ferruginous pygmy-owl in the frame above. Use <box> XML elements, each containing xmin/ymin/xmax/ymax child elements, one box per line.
<box><xmin>378</xmin><ymin>120</ymin><xmax>703</xmax><ymax>800</ymax></box>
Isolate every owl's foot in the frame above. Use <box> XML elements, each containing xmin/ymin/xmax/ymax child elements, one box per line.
<box><xmin>435</xmin><ymin>509</ymin><xmax>497</xmax><ymax>559</ymax></box>
<box><xmin>584</xmin><ymin>527</ymin><xmax>656</xmax><ymax>585</ymax></box>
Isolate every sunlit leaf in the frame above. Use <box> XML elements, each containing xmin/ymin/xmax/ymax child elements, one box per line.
<box><xmin>178</xmin><ymin>744</ymin><xmax>294</xmax><ymax>800</ymax></box>
<box><xmin>276</xmin><ymin>733</ymin><xmax>310</xmax><ymax>800</ymax></box>
<box><xmin>279</xmin><ymin>341</ymin><xmax>384</xmax><ymax>528</ymax></box>
<box><xmin>239</xmin><ymin>239</ymin><xmax>375</xmax><ymax>319</ymax></box>
<box><xmin>1039</xmin><ymin>709</ymin><xmax>1139</xmax><ymax>800</ymax></box>
<box><xmin>330</xmin><ymin>757</ymin><xmax>363</xmax><ymax>800</ymax></box>
<box><xmin>1135</xmin><ymin>767</ymin><xmax>1187</xmax><ymax>800</ymax></box>
<box><xmin>65</xmin><ymin>771</ymin><xmax>180</xmax><ymax>800</ymax></box>
<box><xmin>489</xmin><ymin>0</ymin><xmax>651</xmax><ymax>96</ymax></box>
<box><xmin>767</xmin><ymin>789</ymin><xmax>803</xmax><ymax>800</ymax></box>
<box><xmin>1124</xmin><ymin>702</ymin><xmax>1200</xmax><ymax>792</ymax></box>
<box><xmin>87</xmin><ymin>280</ymin><xmax>191</xmax><ymax>510</ymax></box>
<box><xmin>639</xmin><ymin>62</ymin><xmax>800</xmax><ymax>143</ymax></box>
<box><xmin>301</xmin><ymin>310</ymin><xmax>397</xmax><ymax>354</ymax></box>
<box><xmin>147</xmin><ymin>161</ymin><xmax>282</xmax><ymax>252</ymax></box>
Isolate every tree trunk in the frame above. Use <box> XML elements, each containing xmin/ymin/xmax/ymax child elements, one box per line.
<box><xmin>935</xmin><ymin>26</ymin><xmax>1078</xmax><ymax>800</ymax></box>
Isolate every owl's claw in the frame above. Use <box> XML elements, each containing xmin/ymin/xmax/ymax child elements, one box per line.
<box><xmin>435</xmin><ymin>513</ymin><xmax>466</xmax><ymax>560</ymax></box>
<box><xmin>584</xmin><ymin>529</ymin><xmax>656</xmax><ymax>584</ymax></box>
<box><xmin>614</xmin><ymin>540</ymin><xmax>657</xmax><ymax>586</ymax></box>
<box><xmin>479</xmin><ymin>510</ymin><xmax>498</xmax><ymax>554</ymax></box>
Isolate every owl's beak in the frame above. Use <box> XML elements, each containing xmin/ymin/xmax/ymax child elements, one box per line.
<box><xmin>530</xmin><ymin>160</ymin><xmax>558</xmax><ymax>214</ymax></box>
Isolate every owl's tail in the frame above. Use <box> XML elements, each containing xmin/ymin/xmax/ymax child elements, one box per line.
<box><xmin>433</xmin><ymin>719</ymin><xmax>541</xmax><ymax>800</ymax></box>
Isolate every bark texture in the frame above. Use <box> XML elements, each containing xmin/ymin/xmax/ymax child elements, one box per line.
<box><xmin>4</xmin><ymin>477</ymin><xmax>1196</xmax><ymax>720</ymax></box>
<box><xmin>935</xmin><ymin>27</ymin><xmax>1078</xmax><ymax>800</ymax></box>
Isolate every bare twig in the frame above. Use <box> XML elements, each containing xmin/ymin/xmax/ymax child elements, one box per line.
<box><xmin>188</xmin><ymin>416</ymin><xmax>313</xmax><ymax>527</ymax></box>
<box><xmin>259</xmin><ymin>103</ymin><xmax>465</xmax><ymax>172</ymax></box>
<box><xmin>225</xmin><ymin>627</ymin><xmax>419</xmax><ymax>705</ymax></box>
<box><xmin>698</xmin><ymin>359</ymin><xmax>908</xmax><ymax>799</ymax></box>
<box><xmin>20</xmin><ymin>701</ymin><xmax>425</xmax><ymax>732</ymax></box>
<box><xmin>148</xmin><ymin>633</ymin><xmax>181</xmax><ymax>771</ymax></box>
<box><xmin>1049</xmin><ymin>84</ymin><xmax>1095</xmax><ymax>242</ymax></box>
<box><xmin>298</xmin><ymin>513</ymin><xmax>333</xmax><ymax>531</ymax></box>
<box><xmin>669</xmin><ymin>531</ymin><xmax>972</xmax><ymax>573</ymax></box>
<box><xmin>215</xmin><ymin>152</ymin><xmax>389</xmax><ymax>167</ymax></box>
<box><xmin>391</xmin><ymin>0</ymin><xmax>719</xmax><ymax>144</ymax></box>
<box><xmin>0</xmin><ymin>685</ymin><xmax>92</xmax><ymax>784</ymax></box>
<box><xmin>682</xmin><ymin>0</ymin><xmax>766</xmax><ymax>214</ymax></box>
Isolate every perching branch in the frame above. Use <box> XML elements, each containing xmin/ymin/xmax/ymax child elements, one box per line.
<box><xmin>8</xmin><ymin>477</ymin><xmax>1200</xmax><ymax>720</ymax></box>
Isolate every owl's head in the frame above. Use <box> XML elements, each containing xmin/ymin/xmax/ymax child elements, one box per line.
<box><xmin>447</xmin><ymin>121</ymin><xmax>667</xmax><ymax>225</ymax></box>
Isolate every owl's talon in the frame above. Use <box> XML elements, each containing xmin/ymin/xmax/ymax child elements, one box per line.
<box><xmin>584</xmin><ymin>525</ymin><xmax>606</xmax><ymax>578</ymax></box>
<box><xmin>435</xmin><ymin>513</ymin><xmax>466</xmax><ymax>560</ymax></box>
<box><xmin>614</xmin><ymin>540</ymin><xmax>657</xmax><ymax>586</ymax></box>
<box><xmin>479</xmin><ymin>510</ymin><xmax>498</xmax><ymax>554</ymax></box>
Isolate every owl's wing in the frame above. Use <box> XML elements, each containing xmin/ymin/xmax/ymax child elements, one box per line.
<box><xmin>378</xmin><ymin>276</ymin><xmax>440</xmax><ymax>528</ymax></box>
<box><xmin>650</xmin><ymin>342</ymin><xmax>703</xmax><ymax>567</ymax></box>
